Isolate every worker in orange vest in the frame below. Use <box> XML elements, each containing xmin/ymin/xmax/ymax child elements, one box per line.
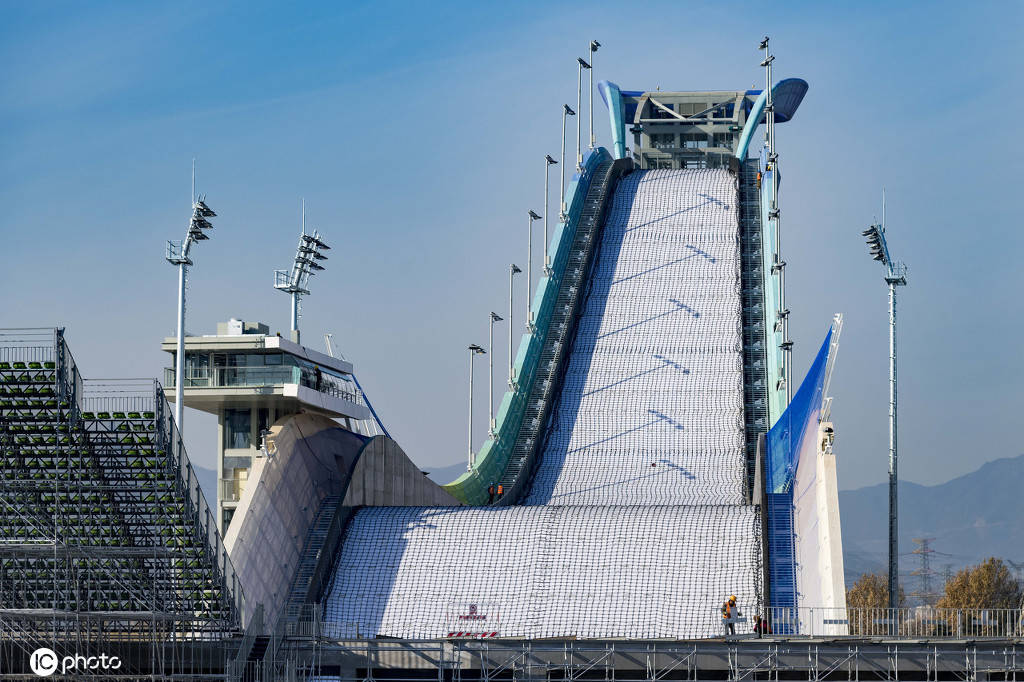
<box><xmin>496</xmin><ymin>484</ymin><xmax>504</xmax><ymax>499</ymax></box>
<box><xmin>721</xmin><ymin>595</ymin><xmax>741</xmax><ymax>636</ymax></box>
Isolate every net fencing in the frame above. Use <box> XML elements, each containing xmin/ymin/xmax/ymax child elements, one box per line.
<box><xmin>324</xmin><ymin>504</ymin><xmax>759</xmax><ymax>639</ymax></box>
<box><xmin>323</xmin><ymin>169</ymin><xmax>761</xmax><ymax>639</ymax></box>
<box><xmin>525</xmin><ymin>169</ymin><xmax>745</xmax><ymax>506</ymax></box>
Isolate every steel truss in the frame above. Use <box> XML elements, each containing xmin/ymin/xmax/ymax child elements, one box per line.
<box><xmin>268</xmin><ymin>638</ymin><xmax>1022</xmax><ymax>682</ymax></box>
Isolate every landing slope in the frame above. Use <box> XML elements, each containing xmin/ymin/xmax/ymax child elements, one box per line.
<box><xmin>525</xmin><ymin>169</ymin><xmax>745</xmax><ymax>506</ymax></box>
<box><xmin>323</xmin><ymin>168</ymin><xmax>759</xmax><ymax>639</ymax></box>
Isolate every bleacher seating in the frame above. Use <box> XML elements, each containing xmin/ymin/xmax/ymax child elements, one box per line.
<box><xmin>0</xmin><ymin>334</ymin><xmax>240</xmax><ymax>633</ymax></box>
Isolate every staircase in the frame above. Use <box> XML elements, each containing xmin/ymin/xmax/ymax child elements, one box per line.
<box><xmin>283</xmin><ymin>495</ymin><xmax>341</xmax><ymax>620</ymax></box>
<box><xmin>496</xmin><ymin>159</ymin><xmax>627</xmax><ymax>503</ymax></box>
<box><xmin>739</xmin><ymin>160</ymin><xmax>769</xmax><ymax>497</ymax></box>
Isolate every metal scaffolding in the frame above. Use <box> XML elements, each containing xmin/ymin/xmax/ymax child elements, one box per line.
<box><xmin>0</xmin><ymin>328</ymin><xmax>243</xmax><ymax>678</ymax></box>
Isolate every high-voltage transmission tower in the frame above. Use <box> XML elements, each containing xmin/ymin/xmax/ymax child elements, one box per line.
<box><xmin>908</xmin><ymin>537</ymin><xmax>940</xmax><ymax>605</ymax></box>
<box><xmin>165</xmin><ymin>161</ymin><xmax>216</xmax><ymax>433</ymax></box>
<box><xmin>275</xmin><ymin>200</ymin><xmax>330</xmax><ymax>343</ymax></box>
<box><xmin>861</xmin><ymin>193</ymin><xmax>909</xmax><ymax>613</ymax></box>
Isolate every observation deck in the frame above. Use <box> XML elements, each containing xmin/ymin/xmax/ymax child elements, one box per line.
<box><xmin>160</xmin><ymin>321</ymin><xmax>369</xmax><ymax>423</ymax></box>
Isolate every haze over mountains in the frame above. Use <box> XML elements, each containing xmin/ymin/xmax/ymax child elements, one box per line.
<box><xmin>839</xmin><ymin>454</ymin><xmax>1024</xmax><ymax>587</ymax></box>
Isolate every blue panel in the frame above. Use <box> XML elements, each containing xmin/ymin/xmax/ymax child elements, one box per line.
<box><xmin>735</xmin><ymin>78</ymin><xmax>810</xmax><ymax>160</ymax></box>
<box><xmin>766</xmin><ymin>491</ymin><xmax>797</xmax><ymax>631</ymax></box>
<box><xmin>765</xmin><ymin>325</ymin><xmax>832</xmax><ymax>493</ymax></box>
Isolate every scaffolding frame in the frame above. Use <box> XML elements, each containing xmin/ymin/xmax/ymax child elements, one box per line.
<box><xmin>257</xmin><ymin>636</ymin><xmax>1024</xmax><ymax>682</ymax></box>
<box><xmin>0</xmin><ymin>328</ymin><xmax>243</xmax><ymax>678</ymax></box>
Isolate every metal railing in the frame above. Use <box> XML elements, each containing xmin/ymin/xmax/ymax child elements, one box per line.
<box><xmin>756</xmin><ymin>606</ymin><xmax>1024</xmax><ymax>639</ymax></box>
<box><xmin>81</xmin><ymin>378</ymin><xmax>156</xmax><ymax>413</ymax></box>
<box><xmin>298</xmin><ymin>607</ymin><xmax>1024</xmax><ymax>643</ymax></box>
<box><xmin>156</xmin><ymin>383</ymin><xmax>247</xmax><ymax>626</ymax></box>
<box><xmin>221</xmin><ymin>478</ymin><xmax>243</xmax><ymax>503</ymax></box>
<box><xmin>162</xmin><ymin>365</ymin><xmax>361</xmax><ymax>404</ymax></box>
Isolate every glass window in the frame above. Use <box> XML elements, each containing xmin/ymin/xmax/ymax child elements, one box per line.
<box><xmin>257</xmin><ymin>408</ymin><xmax>270</xmax><ymax>437</ymax></box>
<box><xmin>649</xmin><ymin>133</ymin><xmax>675</xmax><ymax>150</ymax></box>
<box><xmin>223</xmin><ymin>408</ymin><xmax>251</xmax><ymax>449</ymax></box>
<box><xmin>247</xmin><ymin>354</ymin><xmax>265</xmax><ymax>366</ymax></box>
<box><xmin>265</xmin><ymin>353</ymin><xmax>282</xmax><ymax>366</ymax></box>
<box><xmin>682</xmin><ymin>133</ymin><xmax>708</xmax><ymax>149</ymax></box>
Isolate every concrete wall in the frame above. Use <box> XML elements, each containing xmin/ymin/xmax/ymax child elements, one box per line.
<box><xmin>224</xmin><ymin>413</ymin><xmax>458</xmax><ymax>627</ymax></box>
<box><xmin>793</xmin><ymin>420</ymin><xmax>847</xmax><ymax>634</ymax></box>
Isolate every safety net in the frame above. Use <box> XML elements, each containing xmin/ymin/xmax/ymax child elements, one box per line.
<box><xmin>323</xmin><ymin>169</ymin><xmax>761</xmax><ymax>639</ymax></box>
<box><xmin>323</xmin><ymin>504</ymin><xmax>759</xmax><ymax>639</ymax></box>
<box><xmin>525</xmin><ymin>169</ymin><xmax>745</xmax><ymax>506</ymax></box>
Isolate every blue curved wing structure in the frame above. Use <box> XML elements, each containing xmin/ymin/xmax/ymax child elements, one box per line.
<box><xmin>735</xmin><ymin>78</ymin><xmax>809</xmax><ymax>159</ymax></box>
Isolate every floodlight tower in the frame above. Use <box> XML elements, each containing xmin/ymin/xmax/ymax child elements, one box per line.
<box><xmin>761</xmin><ymin>36</ymin><xmax>792</xmax><ymax>402</ymax></box>
<box><xmin>543</xmin><ymin>155</ymin><xmax>558</xmax><ymax>274</ymax></box>
<box><xmin>559</xmin><ymin>104</ymin><xmax>576</xmax><ymax>221</ymax></box>
<box><xmin>576</xmin><ymin>57</ymin><xmax>591</xmax><ymax>170</ymax></box>
<box><xmin>275</xmin><ymin>202</ymin><xmax>330</xmax><ymax>343</ymax></box>
<box><xmin>165</xmin><ymin>162</ymin><xmax>216</xmax><ymax>433</ymax></box>
<box><xmin>467</xmin><ymin>343</ymin><xmax>486</xmax><ymax>469</ymax></box>
<box><xmin>526</xmin><ymin>210</ymin><xmax>542</xmax><ymax>330</ymax></box>
<box><xmin>488</xmin><ymin>312</ymin><xmax>503</xmax><ymax>436</ymax></box>
<box><xmin>508</xmin><ymin>264</ymin><xmax>521</xmax><ymax>387</ymax></box>
<box><xmin>589</xmin><ymin>41</ymin><xmax>600</xmax><ymax>148</ymax></box>
<box><xmin>861</xmin><ymin>194</ymin><xmax>908</xmax><ymax>615</ymax></box>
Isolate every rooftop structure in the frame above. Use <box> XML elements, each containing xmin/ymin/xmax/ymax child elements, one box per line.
<box><xmin>161</xmin><ymin>319</ymin><xmax>370</xmax><ymax>531</ymax></box>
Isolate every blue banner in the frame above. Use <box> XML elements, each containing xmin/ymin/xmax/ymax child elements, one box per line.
<box><xmin>766</xmin><ymin>325</ymin><xmax>833</xmax><ymax>493</ymax></box>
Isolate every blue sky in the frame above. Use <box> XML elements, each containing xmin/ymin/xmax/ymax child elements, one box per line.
<box><xmin>2</xmin><ymin>1</ymin><xmax>1021</xmax><ymax>490</ymax></box>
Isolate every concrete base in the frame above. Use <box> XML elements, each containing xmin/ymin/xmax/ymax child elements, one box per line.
<box><xmin>224</xmin><ymin>413</ymin><xmax>458</xmax><ymax>628</ymax></box>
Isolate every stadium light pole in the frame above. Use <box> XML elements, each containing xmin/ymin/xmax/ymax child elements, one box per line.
<box><xmin>589</xmin><ymin>41</ymin><xmax>600</xmax><ymax>148</ymax></box>
<box><xmin>760</xmin><ymin>36</ymin><xmax>791</xmax><ymax>403</ymax></box>
<box><xmin>488</xmin><ymin>312</ymin><xmax>503</xmax><ymax>436</ymax></box>
<box><xmin>165</xmin><ymin>160</ymin><xmax>216</xmax><ymax>435</ymax></box>
<box><xmin>508</xmin><ymin>264</ymin><xmax>521</xmax><ymax>388</ymax></box>
<box><xmin>576</xmin><ymin>57</ymin><xmax>591</xmax><ymax>171</ymax></box>
<box><xmin>560</xmin><ymin>104</ymin><xmax>576</xmax><ymax>221</ymax></box>
<box><xmin>544</xmin><ymin>155</ymin><xmax>557</xmax><ymax>274</ymax></box>
<box><xmin>467</xmin><ymin>344</ymin><xmax>486</xmax><ymax>470</ymax></box>
<box><xmin>274</xmin><ymin>200</ymin><xmax>330</xmax><ymax>344</ymax></box>
<box><xmin>526</xmin><ymin>210</ymin><xmax>541</xmax><ymax>331</ymax></box>
<box><xmin>861</xmin><ymin>193</ymin><xmax>908</xmax><ymax>620</ymax></box>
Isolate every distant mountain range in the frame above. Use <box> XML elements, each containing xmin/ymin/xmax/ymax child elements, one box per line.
<box><xmin>839</xmin><ymin>454</ymin><xmax>1024</xmax><ymax>587</ymax></box>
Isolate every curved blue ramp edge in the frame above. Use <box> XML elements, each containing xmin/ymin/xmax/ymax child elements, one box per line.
<box><xmin>445</xmin><ymin>147</ymin><xmax>613</xmax><ymax>504</ymax></box>
<box><xmin>766</xmin><ymin>322</ymin><xmax>833</xmax><ymax>494</ymax></box>
<box><xmin>598</xmin><ymin>80</ymin><xmax>627</xmax><ymax>159</ymax></box>
<box><xmin>735</xmin><ymin>78</ymin><xmax>809</xmax><ymax>160</ymax></box>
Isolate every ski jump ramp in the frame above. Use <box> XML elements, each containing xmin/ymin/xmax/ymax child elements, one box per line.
<box><xmin>227</xmin><ymin>80</ymin><xmax>846</xmax><ymax>639</ymax></box>
<box><xmin>323</xmin><ymin>168</ymin><xmax>760</xmax><ymax>639</ymax></box>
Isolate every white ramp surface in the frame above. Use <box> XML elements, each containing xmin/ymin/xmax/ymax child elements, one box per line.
<box><xmin>526</xmin><ymin>169</ymin><xmax>744</xmax><ymax>506</ymax></box>
<box><xmin>323</xmin><ymin>169</ymin><xmax>761</xmax><ymax>639</ymax></box>
<box><xmin>324</xmin><ymin>504</ymin><xmax>759</xmax><ymax>639</ymax></box>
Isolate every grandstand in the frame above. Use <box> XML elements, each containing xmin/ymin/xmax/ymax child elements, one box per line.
<box><xmin>0</xmin><ymin>329</ymin><xmax>243</xmax><ymax>677</ymax></box>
